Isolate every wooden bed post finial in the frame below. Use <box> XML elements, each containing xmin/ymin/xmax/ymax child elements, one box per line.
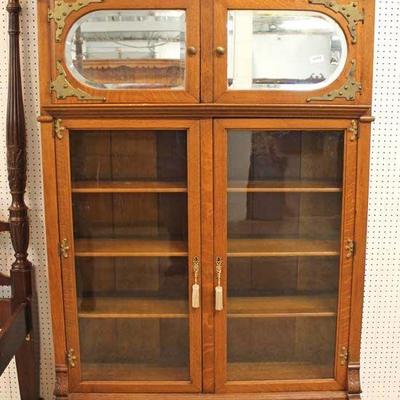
<box><xmin>6</xmin><ymin>0</ymin><xmax>32</xmax><ymax>299</ymax></box>
<box><xmin>5</xmin><ymin>0</ymin><xmax>41</xmax><ymax>398</ymax></box>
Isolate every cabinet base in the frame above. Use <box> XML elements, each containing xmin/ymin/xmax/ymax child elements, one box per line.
<box><xmin>68</xmin><ymin>392</ymin><xmax>348</xmax><ymax>400</ymax></box>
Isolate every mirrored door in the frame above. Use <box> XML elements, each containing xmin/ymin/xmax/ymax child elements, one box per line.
<box><xmin>54</xmin><ymin>0</ymin><xmax>201</xmax><ymax>103</ymax></box>
<box><xmin>56</xmin><ymin>120</ymin><xmax>201</xmax><ymax>393</ymax></box>
<box><xmin>214</xmin><ymin>119</ymin><xmax>357</xmax><ymax>393</ymax></box>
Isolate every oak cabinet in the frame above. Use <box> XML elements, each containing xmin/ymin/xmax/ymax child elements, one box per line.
<box><xmin>38</xmin><ymin>0</ymin><xmax>375</xmax><ymax>399</ymax></box>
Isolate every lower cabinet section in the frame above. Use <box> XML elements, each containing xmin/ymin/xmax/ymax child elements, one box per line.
<box><xmin>47</xmin><ymin>118</ymin><xmax>363</xmax><ymax>399</ymax></box>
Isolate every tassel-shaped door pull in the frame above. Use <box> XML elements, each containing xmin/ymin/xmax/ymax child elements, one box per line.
<box><xmin>192</xmin><ymin>256</ymin><xmax>200</xmax><ymax>309</ymax></box>
<box><xmin>215</xmin><ymin>257</ymin><xmax>223</xmax><ymax>311</ymax></box>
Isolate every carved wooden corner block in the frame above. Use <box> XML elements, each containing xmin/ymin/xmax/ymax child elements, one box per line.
<box><xmin>54</xmin><ymin>364</ymin><xmax>69</xmax><ymax>399</ymax></box>
<box><xmin>347</xmin><ymin>363</ymin><xmax>361</xmax><ymax>399</ymax></box>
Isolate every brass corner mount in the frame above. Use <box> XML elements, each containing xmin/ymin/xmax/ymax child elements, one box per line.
<box><xmin>307</xmin><ymin>60</ymin><xmax>362</xmax><ymax>102</ymax></box>
<box><xmin>48</xmin><ymin>0</ymin><xmax>104</xmax><ymax>42</ymax></box>
<box><xmin>309</xmin><ymin>0</ymin><xmax>364</xmax><ymax>44</ymax></box>
<box><xmin>50</xmin><ymin>60</ymin><xmax>105</xmax><ymax>102</ymax></box>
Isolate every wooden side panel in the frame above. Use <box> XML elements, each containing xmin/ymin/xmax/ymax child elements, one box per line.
<box><xmin>333</xmin><ymin>121</ymin><xmax>358</xmax><ymax>387</ymax></box>
<box><xmin>40</xmin><ymin>117</ymin><xmax>70</xmax><ymax>398</ymax></box>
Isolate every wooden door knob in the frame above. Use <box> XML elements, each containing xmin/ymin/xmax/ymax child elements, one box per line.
<box><xmin>187</xmin><ymin>46</ymin><xmax>197</xmax><ymax>56</ymax></box>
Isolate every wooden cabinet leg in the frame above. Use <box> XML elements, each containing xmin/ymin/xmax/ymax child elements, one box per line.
<box><xmin>347</xmin><ymin>363</ymin><xmax>361</xmax><ymax>400</ymax></box>
<box><xmin>54</xmin><ymin>365</ymin><xmax>69</xmax><ymax>399</ymax></box>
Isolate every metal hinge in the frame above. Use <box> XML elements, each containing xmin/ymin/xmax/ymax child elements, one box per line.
<box><xmin>59</xmin><ymin>238</ymin><xmax>70</xmax><ymax>258</ymax></box>
<box><xmin>54</xmin><ymin>118</ymin><xmax>65</xmax><ymax>140</ymax></box>
<box><xmin>349</xmin><ymin>120</ymin><xmax>359</xmax><ymax>141</ymax></box>
<box><xmin>340</xmin><ymin>346</ymin><xmax>349</xmax><ymax>366</ymax></box>
<box><xmin>345</xmin><ymin>239</ymin><xmax>356</xmax><ymax>258</ymax></box>
<box><xmin>67</xmin><ymin>348</ymin><xmax>77</xmax><ymax>368</ymax></box>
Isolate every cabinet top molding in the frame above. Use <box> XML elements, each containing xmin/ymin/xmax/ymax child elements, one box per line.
<box><xmin>309</xmin><ymin>0</ymin><xmax>364</xmax><ymax>44</ymax></box>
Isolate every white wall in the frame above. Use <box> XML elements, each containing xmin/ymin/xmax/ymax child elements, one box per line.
<box><xmin>0</xmin><ymin>0</ymin><xmax>399</xmax><ymax>399</ymax></box>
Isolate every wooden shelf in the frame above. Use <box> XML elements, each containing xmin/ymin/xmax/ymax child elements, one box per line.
<box><xmin>72</xmin><ymin>181</ymin><xmax>187</xmax><ymax>193</ymax></box>
<box><xmin>228</xmin><ymin>295</ymin><xmax>337</xmax><ymax>318</ymax></box>
<box><xmin>75</xmin><ymin>239</ymin><xmax>188</xmax><ymax>257</ymax></box>
<box><xmin>78</xmin><ymin>295</ymin><xmax>336</xmax><ymax>319</ymax></box>
<box><xmin>227</xmin><ymin>361</ymin><xmax>333</xmax><ymax>381</ymax></box>
<box><xmin>78</xmin><ymin>297</ymin><xmax>188</xmax><ymax>319</ymax></box>
<box><xmin>82</xmin><ymin>363</ymin><xmax>189</xmax><ymax>381</ymax></box>
<box><xmin>228</xmin><ymin>239</ymin><xmax>339</xmax><ymax>257</ymax></box>
<box><xmin>228</xmin><ymin>180</ymin><xmax>342</xmax><ymax>193</ymax></box>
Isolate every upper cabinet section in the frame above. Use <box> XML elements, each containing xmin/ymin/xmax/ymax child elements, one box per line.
<box><xmin>214</xmin><ymin>0</ymin><xmax>374</xmax><ymax>105</ymax></box>
<box><xmin>46</xmin><ymin>0</ymin><xmax>200</xmax><ymax>103</ymax></box>
<box><xmin>42</xmin><ymin>0</ymin><xmax>374</xmax><ymax>105</ymax></box>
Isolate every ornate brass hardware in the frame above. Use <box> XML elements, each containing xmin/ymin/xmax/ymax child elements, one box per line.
<box><xmin>59</xmin><ymin>238</ymin><xmax>70</xmax><ymax>259</ymax></box>
<box><xmin>309</xmin><ymin>0</ymin><xmax>364</xmax><ymax>44</ymax></box>
<box><xmin>187</xmin><ymin>46</ymin><xmax>197</xmax><ymax>56</ymax></box>
<box><xmin>340</xmin><ymin>346</ymin><xmax>349</xmax><ymax>366</ymax></box>
<box><xmin>349</xmin><ymin>120</ymin><xmax>358</xmax><ymax>141</ymax></box>
<box><xmin>192</xmin><ymin>256</ymin><xmax>200</xmax><ymax>309</ymax></box>
<box><xmin>50</xmin><ymin>60</ymin><xmax>106</xmax><ymax>101</ymax></box>
<box><xmin>307</xmin><ymin>60</ymin><xmax>361</xmax><ymax>102</ymax></box>
<box><xmin>48</xmin><ymin>0</ymin><xmax>104</xmax><ymax>42</ymax></box>
<box><xmin>345</xmin><ymin>239</ymin><xmax>355</xmax><ymax>259</ymax></box>
<box><xmin>54</xmin><ymin>118</ymin><xmax>65</xmax><ymax>140</ymax></box>
<box><xmin>215</xmin><ymin>257</ymin><xmax>223</xmax><ymax>311</ymax></box>
<box><xmin>216</xmin><ymin>46</ymin><xmax>225</xmax><ymax>56</ymax></box>
<box><xmin>67</xmin><ymin>348</ymin><xmax>77</xmax><ymax>368</ymax></box>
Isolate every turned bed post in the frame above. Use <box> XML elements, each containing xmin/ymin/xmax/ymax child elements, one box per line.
<box><xmin>6</xmin><ymin>0</ymin><xmax>40</xmax><ymax>398</ymax></box>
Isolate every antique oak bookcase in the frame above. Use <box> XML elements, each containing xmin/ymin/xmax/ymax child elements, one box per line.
<box><xmin>37</xmin><ymin>0</ymin><xmax>375</xmax><ymax>399</ymax></box>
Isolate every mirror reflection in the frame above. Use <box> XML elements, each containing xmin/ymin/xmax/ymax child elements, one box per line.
<box><xmin>227</xmin><ymin>11</ymin><xmax>348</xmax><ymax>91</ymax></box>
<box><xmin>65</xmin><ymin>10</ymin><xmax>186</xmax><ymax>90</ymax></box>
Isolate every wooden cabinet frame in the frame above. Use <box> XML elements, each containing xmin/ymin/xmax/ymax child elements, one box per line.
<box><xmin>37</xmin><ymin>0</ymin><xmax>375</xmax><ymax>399</ymax></box>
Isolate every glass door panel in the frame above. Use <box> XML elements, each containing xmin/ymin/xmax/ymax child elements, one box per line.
<box><xmin>227</xmin><ymin>130</ymin><xmax>342</xmax><ymax>381</ymax></box>
<box><xmin>227</xmin><ymin>11</ymin><xmax>347</xmax><ymax>91</ymax></box>
<box><xmin>66</xmin><ymin>10</ymin><xmax>187</xmax><ymax>90</ymax></box>
<box><xmin>214</xmin><ymin>120</ymin><xmax>356</xmax><ymax>391</ymax></box>
<box><xmin>60</xmin><ymin>124</ymin><xmax>201</xmax><ymax>391</ymax></box>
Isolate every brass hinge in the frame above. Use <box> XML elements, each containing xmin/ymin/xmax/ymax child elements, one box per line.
<box><xmin>54</xmin><ymin>118</ymin><xmax>65</xmax><ymax>140</ymax></box>
<box><xmin>340</xmin><ymin>346</ymin><xmax>349</xmax><ymax>366</ymax></box>
<box><xmin>345</xmin><ymin>239</ymin><xmax>355</xmax><ymax>258</ymax></box>
<box><xmin>66</xmin><ymin>348</ymin><xmax>77</xmax><ymax>368</ymax></box>
<box><xmin>349</xmin><ymin>120</ymin><xmax>359</xmax><ymax>141</ymax></box>
<box><xmin>59</xmin><ymin>238</ymin><xmax>70</xmax><ymax>258</ymax></box>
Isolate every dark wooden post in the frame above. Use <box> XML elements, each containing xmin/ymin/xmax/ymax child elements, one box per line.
<box><xmin>6</xmin><ymin>0</ymin><xmax>40</xmax><ymax>398</ymax></box>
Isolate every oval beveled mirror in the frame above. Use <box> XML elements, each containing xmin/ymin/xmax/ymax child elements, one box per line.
<box><xmin>227</xmin><ymin>10</ymin><xmax>348</xmax><ymax>91</ymax></box>
<box><xmin>65</xmin><ymin>10</ymin><xmax>186</xmax><ymax>90</ymax></box>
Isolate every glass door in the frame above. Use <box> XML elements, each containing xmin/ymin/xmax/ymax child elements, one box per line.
<box><xmin>214</xmin><ymin>119</ymin><xmax>357</xmax><ymax>393</ymax></box>
<box><xmin>56</xmin><ymin>120</ymin><xmax>201</xmax><ymax>393</ymax></box>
